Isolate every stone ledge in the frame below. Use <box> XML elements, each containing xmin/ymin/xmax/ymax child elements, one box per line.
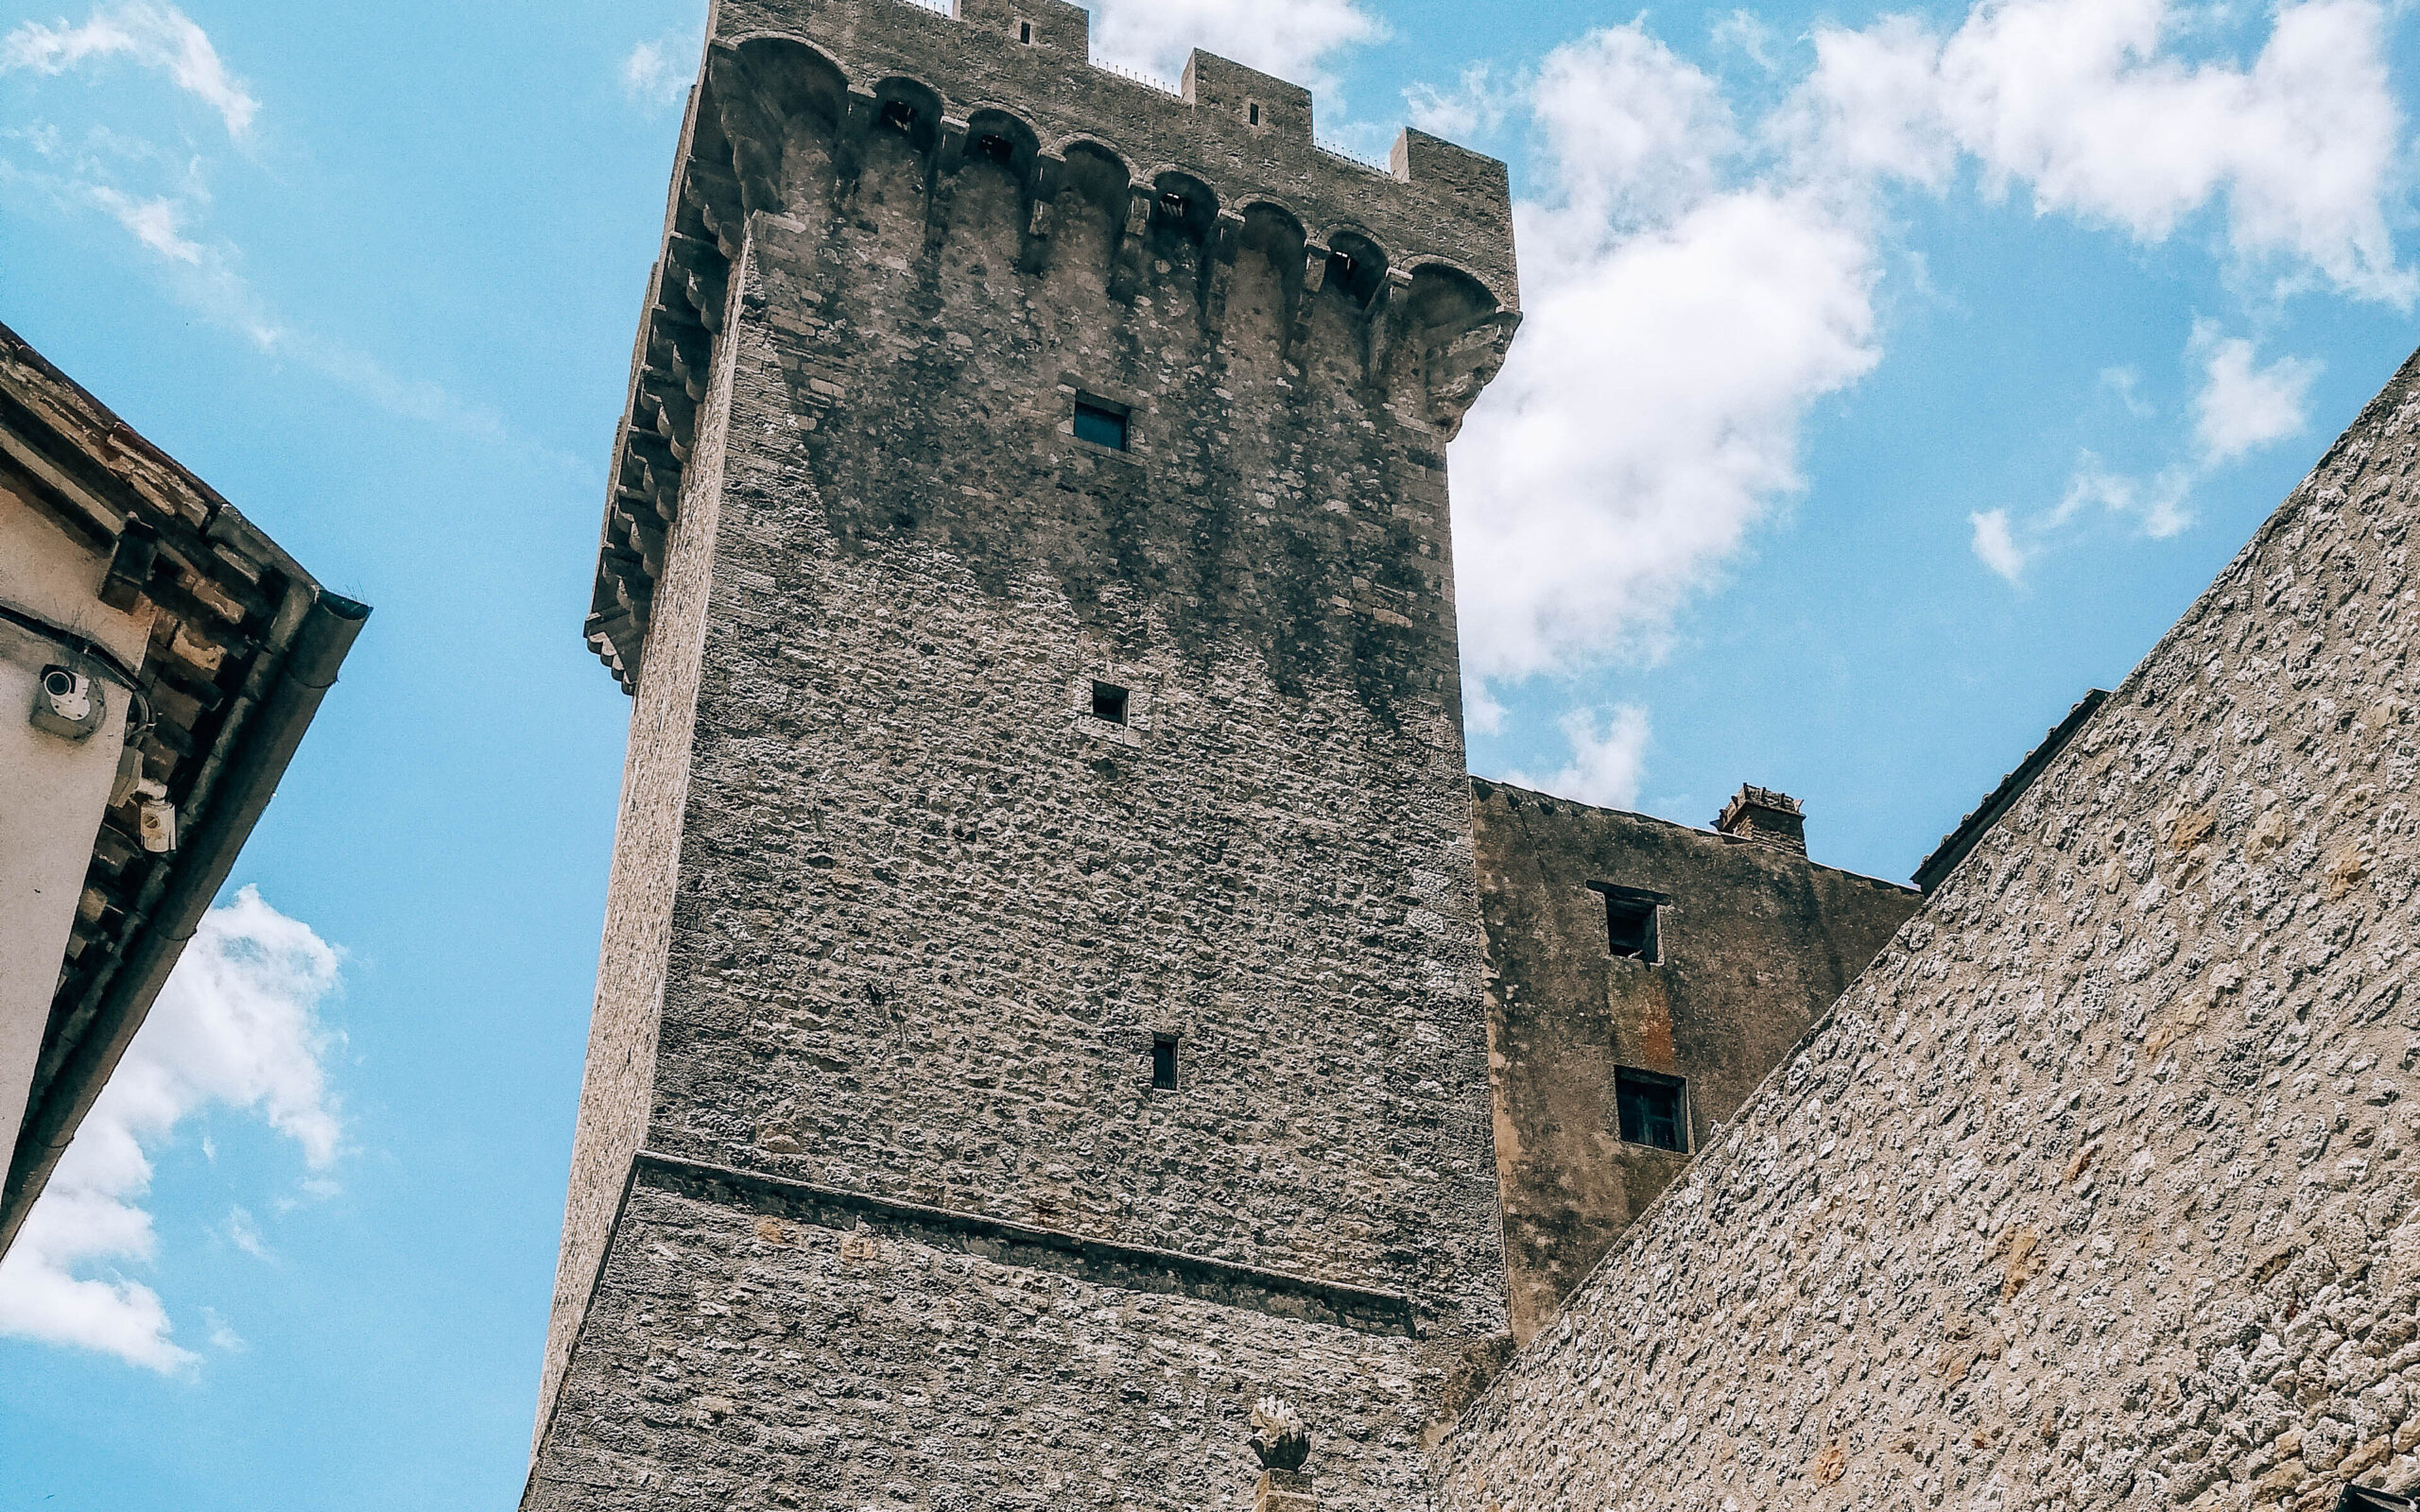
<box><xmin>631</xmin><ymin>1149</ymin><xmax>1421</xmax><ymax>1337</ymax></box>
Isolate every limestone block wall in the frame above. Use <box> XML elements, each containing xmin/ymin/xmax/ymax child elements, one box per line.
<box><xmin>1435</xmin><ymin>352</ymin><xmax>2420</xmax><ymax>1511</ymax></box>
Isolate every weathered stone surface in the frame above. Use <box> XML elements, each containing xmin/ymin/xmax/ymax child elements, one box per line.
<box><xmin>1434</xmin><ymin>352</ymin><xmax>2420</xmax><ymax>1509</ymax></box>
<box><xmin>535</xmin><ymin>0</ymin><xmax>1522</xmax><ymax>1501</ymax></box>
<box><xmin>1471</xmin><ymin>780</ymin><xmax>1920</xmax><ymax>1340</ymax></box>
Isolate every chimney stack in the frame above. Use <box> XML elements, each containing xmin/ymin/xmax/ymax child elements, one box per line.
<box><xmin>1716</xmin><ymin>786</ymin><xmax>1806</xmax><ymax>854</ymax></box>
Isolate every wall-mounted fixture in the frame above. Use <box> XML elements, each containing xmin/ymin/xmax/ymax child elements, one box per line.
<box><xmin>30</xmin><ymin>664</ymin><xmax>104</xmax><ymax>741</ymax></box>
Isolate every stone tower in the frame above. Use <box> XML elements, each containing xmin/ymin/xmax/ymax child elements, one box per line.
<box><xmin>528</xmin><ymin>1</ymin><xmax>1521</xmax><ymax>1505</ymax></box>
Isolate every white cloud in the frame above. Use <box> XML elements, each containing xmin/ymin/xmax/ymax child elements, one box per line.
<box><xmin>2190</xmin><ymin>319</ymin><xmax>2320</xmax><ymax>466</ymax></box>
<box><xmin>0</xmin><ymin>3</ymin><xmax>257</xmax><ymax>138</ymax></box>
<box><xmin>0</xmin><ymin>887</ymin><xmax>342</xmax><ymax>1372</ymax></box>
<box><xmin>1405</xmin><ymin>64</ymin><xmax>1514</xmax><ymax>141</ymax></box>
<box><xmin>87</xmin><ymin>183</ymin><xmax>199</xmax><ymax>262</ymax></box>
<box><xmin>1797</xmin><ymin>0</ymin><xmax>2412</xmax><ymax>302</ymax></box>
<box><xmin>1451</xmin><ymin>25</ymin><xmax>1879</xmax><ymax>684</ymax></box>
<box><xmin>1969</xmin><ymin>508</ymin><xmax>2028</xmax><ymax>582</ymax></box>
<box><xmin>1086</xmin><ymin>0</ymin><xmax>1384</xmax><ymax>94</ymax></box>
<box><xmin>1710</xmin><ymin>10</ymin><xmax>1782</xmax><ymax>73</ymax></box>
<box><xmin>621</xmin><ymin>31</ymin><xmax>694</xmax><ymax>111</ymax></box>
<box><xmin>1506</xmin><ymin>706</ymin><xmax>1652</xmax><ymax>811</ymax></box>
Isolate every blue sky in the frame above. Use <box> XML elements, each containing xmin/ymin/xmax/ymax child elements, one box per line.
<box><xmin>0</xmin><ymin>0</ymin><xmax>2413</xmax><ymax>1506</ymax></box>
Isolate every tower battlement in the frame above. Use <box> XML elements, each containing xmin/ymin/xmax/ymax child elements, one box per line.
<box><xmin>586</xmin><ymin>0</ymin><xmax>1519</xmax><ymax>690</ymax></box>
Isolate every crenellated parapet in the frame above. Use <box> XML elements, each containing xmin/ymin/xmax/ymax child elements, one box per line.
<box><xmin>584</xmin><ymin>0</ymin><xmax>1521</xmax><ymax>692</ymax></box>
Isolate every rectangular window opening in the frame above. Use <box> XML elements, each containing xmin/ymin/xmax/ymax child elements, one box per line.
<box><xmin>1599</xmin><ymin>891</ymin><xmax>1659</xmax><ymax>962</ymax></box>
<box><xmin>1248</xmin><ymin>102</ymin><xmax>1261</xmax><ymax>126</ymax></box>
<box><xmin>1616</xmin><ymin>1069</ymin><xmax>1686</xmax><ymax>1153</ymax></box>
<box><xmin>1090</xmin><ymin>680</ymin><xmax>1130</xmax><ymax>724</ymax></box>
<box><xmin>1018</xmin><ymin>20</ymin><xmax>1033</xmax><ymax>43</ymax></box>
<box><xmin>1150</xmin><ymin>1036</ymin><xmax>1179</xmax><ymax>1091</ymax></box>
<box><xmin>1073</xmin><ymin>396</ymin><xmax>1130</xmax><ymax>452</ymax></box>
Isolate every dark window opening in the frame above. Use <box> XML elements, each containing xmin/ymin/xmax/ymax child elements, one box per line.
<box><xmin>1601</xmin><ymin>892</ymin><xmax>1659</xmax><ymax>962</ymax></box>
<box><xmin>880</xmin><ymin>99</ymin><xmax>921</xmax><ymax>134</ymax></box>
<box><xmin>974</xmin><ymin>133</ymin><xmax>1014</xmax><ymax>164</ymax></box>
<box><xmin>1616</xmin><ymin>1069</ymin><xmax>1686</xmax><ymax>1152</ymax></box>
<box><xmin>1151</xmin><ymin>1036</ymin><xmax>1179</xmax><ymax>1091</ymax></box>
<box><xmin>1159</xmin><ymin>189</ymin><xmax>1189</xmax><ymax>217</ymax></box>
<box><xmin>1073</xmin><ymin>397</ymin><xmax>1129</xmax><ymax>451</ymax></box>
<box><xmin>1018</xmin><ymin>20</ymin><xmax>1033</xmax><ymax>43</ymax></box>
<box><xmin>1248</xmin><ymin>102</ymin><xmax>1261</xmax><ymax>126</ymax></box>
<box><xmin>1327</xmin><ymin>249</ymin><xmax>1358</xmax><ymax>285</ymax></box>
<box><xmin>1090</xmin><ymin>680</ymin><xmax>1130</xmax><ymax>724</ymax></box>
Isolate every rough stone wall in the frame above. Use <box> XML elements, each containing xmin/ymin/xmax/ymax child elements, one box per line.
<box><xmin>1470</xmin><ymin>779</ymin><xmax>1920</xmax><ymax>1341</ymax></box>
<box><xmin>537</xmin><ymin>0</ymin><xmax>1523</xmax><ymax>1496</ymax></box>
<box><xmin>527</xmin><ymin>1167</ymin><xmax>1443</xmax><ymax>1512</ymax></box>
<box><xmin>535</xmin><ymin>244</ymin><xmax>742</xmax><ymax>1438</ymax></box>
<box><xmin>1435</xmin><ymin>352</ymin><xmax>2420</xmax><ymax>1511</ymax></box>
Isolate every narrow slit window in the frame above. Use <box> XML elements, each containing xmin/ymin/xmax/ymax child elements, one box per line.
<box><xmin>1616</xmin><ymin>1069</ymin><xmax>1686</xmax><ymax>1152</ymax></box>
<box><xmin>1601</xmin><ymin>892</ymin><xmax>1659</xmax><ymax>962</ymax></box>
<box><xmin>1248</xmin><ymin>102</ymin><xmax>1262</xmax><ymax>127</ymax></box>
<box><xmin>1018</xmin><ymin>20</ymin><xmax>1033</xmax><ymax>43</ymax></box>
<box><xmin>1073</xmin><ymin>397</ymin><xmax>1130</xmax><ymax>452</ymax></box>
<box><xmin>1090</xmin><ymin>680</ymin><xmax>1130</xmax><ymax>724</ymax></box>
<box><xmin>1151</xmin><ymin>1036</ymin><xmax>1179</xmax><ymax>1091</ymax></box>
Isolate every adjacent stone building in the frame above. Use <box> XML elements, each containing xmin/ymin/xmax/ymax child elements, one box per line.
<box><xmin>529</xmin><ymin>1</ymin><xmax>1522</xmax><ymax>1505</ymax></box>
<box><xmin>1433</xmin><ymin>354</ymin><xmax>2420</xmax><ymax>1508</ymax></box>
<box><xmin>0</xmin><ymin>320</ymin><xmax>367</xmax><ymax>1259</ymax></box>
<box><xmin>1472</xmin><ymin>778</ymin><xmax>1919</xmax><ymax>1340</ymax></box>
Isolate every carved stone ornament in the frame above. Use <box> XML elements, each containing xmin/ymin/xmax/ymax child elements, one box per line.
<box><xmin>1249</xmin><ymin>1396</ymin><xmax>1312</xmax><ymax>1472</ymax></box>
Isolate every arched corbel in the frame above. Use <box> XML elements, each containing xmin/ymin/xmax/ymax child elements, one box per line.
<box><xmin>1286</xmin><ymin>239</ymin><xmax>1330</xmax><ymax>363</ymax></box>
<box><xmin>1020</xmin><ymin>148</ymin><xmax>1063</xmax><ymax>274</ymax></box>
<box><xmin>1203</xmin><ymin>208</ymin><xmax>1246</xmax><ymax>333</ymax></box>
<box><xmin>1364</xmin><ymin>265</ymin><xmax>1414</xmax><ymax>389</ymax></box>
<box><xmin>1109</xmin><ymin>183</ymin><xmax>1155</xmax><ymax>301</ymax></box>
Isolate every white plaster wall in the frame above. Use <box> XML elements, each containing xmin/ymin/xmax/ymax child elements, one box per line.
<box><xmin>0</xmin><ymin>499</ymin><xmax>150</xmax><ymax>1174</ymax></box>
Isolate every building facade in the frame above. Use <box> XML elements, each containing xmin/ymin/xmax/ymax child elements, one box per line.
<box><xmin>530</xmin><ymin>2</ymin><xmax>1523</xmax><ymax>1505</ymax></box>
<box><xmin>0</xmin><ymin>321</ymin><xmax>367</xmax><ymax>1259</ymax></box>
<box><xmin>1471</xmin><ymin>779</ymin><xmax>1919</xmax><ymax>1340</ymax></box>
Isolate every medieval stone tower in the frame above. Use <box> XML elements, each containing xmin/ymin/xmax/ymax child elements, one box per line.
<box><xmin>527</xmin><ymin>1</ymin><xmax>1522</xmax><ymax>1505</ymax></box>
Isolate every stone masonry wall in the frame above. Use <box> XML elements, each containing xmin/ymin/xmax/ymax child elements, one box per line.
<box><xmin>1437</xmin><ymin>351</ymin><xmax>2420</xmax><ymax>1511</ymax></box>
<box><xmin>537</xmin><ymin>0</ymin><xmax>1524</xmax><ymax>1493</ymax></box>
<box><xmin>536</xmin><ymin>224</ymin><xmax>742</xmax><ymax>1437</ymax></box>
<box><xmin>1470</xmin><ymin>780</ymin><xmax>1920</xmax><ymax>1341</ymax></box>
<box><xmin>527</xmin><ymin>1168</ymin><xmax>1443</xmax><ymax>1512</ymax></box>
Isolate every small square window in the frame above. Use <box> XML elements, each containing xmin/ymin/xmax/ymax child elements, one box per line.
<box><xmin>1073</xmin><ymin>396</ymin><xmax>1129</xmax><ymax>452</ymax></box>
<box><xmin>1090</xmin><ymin>680</ymin><xmax>1130</xmax><ymax>724</ymax></box>
<box><xmin>1616</xmin><ymin>1069</ymin><xmax>1686</xmax><ymax>1152</ymax></box>
<box><xmin>1151</xmin><ymin>1036</ymin><xmax>1179</xmax><ymax>1091</ymax></box>
<box><xmin>1595</xmin><ymin>887</ymin><xmax>1659</xmax><ymax>962</ymax></box>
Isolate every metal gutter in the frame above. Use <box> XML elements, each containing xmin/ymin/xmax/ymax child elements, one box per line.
<box><xmin>0</xmin><ymin>588</ymin><xmax>371</xmax><ymax>1256</ymax></box>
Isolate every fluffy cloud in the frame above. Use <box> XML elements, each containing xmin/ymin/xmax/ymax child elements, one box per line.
<box><xmin>622</xmin><ymin>30</ymin><xmax>696</xmax><ymax>111</ymax></box>
<box><xmin>0</xmin><ymin>2</ymin><xmax>256</xmax><ymax>138</ymax></box>
<box><xmin>1969</xmin><ymin>509</ymin><xmax>2027</xmax><ymax>583</ymax></box>
<box><xmin>1972</xmin><ymin>321</ymin><xmax>2318</xmax><ymax>579</ymax></box>
<box><xmin>1797</xmin><ymin>0</ymin><xmax>2411</xmax><ymax>301</ymax></box>
<box><xmin>2191</xmin><ymin>319</ymin><xmax>2321</xmax><ymax>467</ymax></box>
<box><xmin>0</xmin><ymin>888</ymin><xmax>343</xmax><ymax>1372</ymax></box>
<box><xmin>1505</xmin><ymin>706</ymin><xmax>1653</xmax><ymax>811</ymax></box>
<box><xmin>1086</xmin><ymin>0</ymin><xmax>1383</xmax><ymax>93</ymax></box>
<box><xmin>1450</xmin><ymin>25</ymin><xmax>1881</xmax><ymax>682</ymax></box>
